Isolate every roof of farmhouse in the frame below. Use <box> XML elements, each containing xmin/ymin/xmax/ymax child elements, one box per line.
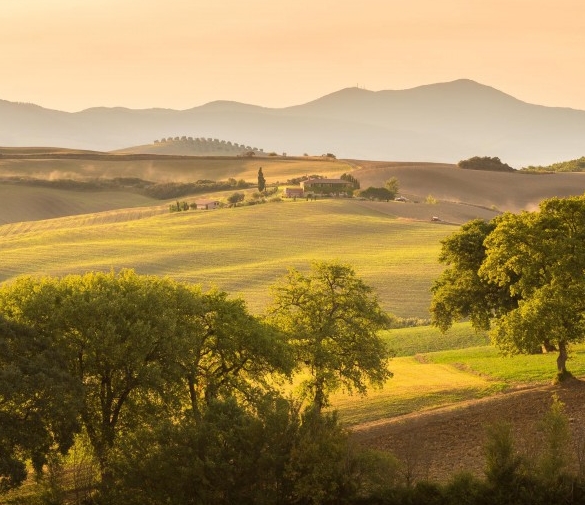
<box><xmin>302</xmin><ymin>178</ymin><xmax>348</xmax><ymax>184</ymax></box>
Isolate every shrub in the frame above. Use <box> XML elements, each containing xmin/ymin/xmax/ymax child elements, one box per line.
<box><xmin>458</xmin><ymin>156</ymin><xmax>514</xmax><ymax>172</ymax></box>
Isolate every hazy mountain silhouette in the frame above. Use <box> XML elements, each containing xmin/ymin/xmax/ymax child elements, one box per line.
<box><xmin>2</xmin><ymin>79</ymin><xmax>584</xmax><ymax>167</ymax></box>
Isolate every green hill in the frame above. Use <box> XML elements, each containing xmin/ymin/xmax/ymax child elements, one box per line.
<box><xmin>0</xmin><ymin>198</ymin><xmax>455</xmax><ymax>318</ymax></box>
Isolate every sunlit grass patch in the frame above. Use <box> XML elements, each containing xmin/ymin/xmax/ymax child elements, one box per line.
<box><xmin>425</xmin><ymin>343</ymin><xmax>585</xmax><ymax>383</ymax></box>
<box><xmin>0</xmin><ymin>199</ymin><xmax>455</xmax><ymax>317</ymax></box>
<box><xmin>381</xmin><ymin>322</ymin><xmax>490</xmax><ymax>357</ymax></box>
<box><xmin>330</xmin><ymin>356</ymin><xmax>504</xmax><ymax>425</ymax></box>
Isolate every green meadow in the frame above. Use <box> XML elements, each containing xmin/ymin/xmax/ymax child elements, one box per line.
<box><xmin>331</xmin><ymin>324</ymin><xmax>585</xmax><ymax>425</ymax></box>
<box><xmin>0</xmin><ymin>198</ymin><xmax>454</xmax><ymax>317</ymax></box>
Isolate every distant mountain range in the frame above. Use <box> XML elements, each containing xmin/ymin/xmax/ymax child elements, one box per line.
<box><xmin>2</xmin><ymin>79</ymin><xmax>584</xmax><ymax>167</ymax></box>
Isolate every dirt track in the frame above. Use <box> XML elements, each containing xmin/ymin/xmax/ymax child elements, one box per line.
<box><xmin>351</xmin><ymin>378</ymin><xmax>585</xmax><ymax>482</ymax></box>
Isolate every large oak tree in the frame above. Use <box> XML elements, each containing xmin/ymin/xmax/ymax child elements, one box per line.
<box><xmin>0</xmin><ymin>269</ymin><xmax>290</xmax><ymax>495</ymax></box>
<box><xmin>431</xmin><ymin>195</ymin><xmax>585</xmax><ymax>377</ymax></box>
<box><xmin>266</xmin><ymin>261</ymin><xmax>392</xmax><ymax>413</ymax></box>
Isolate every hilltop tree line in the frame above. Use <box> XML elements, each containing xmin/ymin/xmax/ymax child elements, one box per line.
<box><xmin>521</xmin><ymin>156</ymin><xmax>585</xmax><ymax>173</ymax></box>
<box><xmin>154</xmin><ymin>137</ymin><xmax>264</xmax><ymax>155</ymax></box>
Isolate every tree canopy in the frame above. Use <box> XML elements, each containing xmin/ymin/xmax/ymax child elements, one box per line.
<box><xmin>0</xmin><ymin>317</ymin><xmax>80</xmax><ymax>492</ymax></box>
<box><xmin>431</xmin><ymin>195</ymin><xmax>585</xmax><ymax>377</ymax></box>
<box><xmin>457</xmin><ymin>156</ymin><xmax>515</xmax><ymax>172</ymax></box>
<box><xmin>358</xmin><ymin>186</ymin><xmax>396</xmax><ymax>201</ymax></box>
<box><xmin>266</xmin><ymin>261</ymin><xmax>392</xmax><ymax>413</ymax></box>
<box><xmin>0</xmin><ymin>270</ymin><xmax>291</xmax><ymax>495</ymax></box>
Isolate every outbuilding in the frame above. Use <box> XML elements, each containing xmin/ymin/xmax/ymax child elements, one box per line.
<box><xmin>194</xmin><ymin>199</ymin><xmax>220</xmax><ymax>210</ymax></box>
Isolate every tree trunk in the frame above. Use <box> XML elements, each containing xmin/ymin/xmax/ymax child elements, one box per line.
<box><xmin>313</xmin><ymin>375</ymin><xmax>326</xmax><ymax>415</ymax></box>
<box><xmin>557</xmin><ymin>341</ymin><xmax>568</xmax><ymax>374</ymax></box>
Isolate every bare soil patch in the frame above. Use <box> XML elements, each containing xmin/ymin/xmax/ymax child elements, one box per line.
<box><xmin>349</xmin><ymin>160</ymin><xmax>585</xmax><ymax>214</ymax></box>
<box><xmin>351</xmin><ymin>378</ymin><xmax>585</xmax><ymax>482</ymax></box>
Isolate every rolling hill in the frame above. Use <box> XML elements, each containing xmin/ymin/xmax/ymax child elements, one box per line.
<box><xmin>3</xmin><ymin>150</ymin><xmax>585</xmax><ymax>489</ymax></box>
<box><xmin>2</xmin><ymin>79</ymin><xmax>585</xmax><ymax>166</ymax></box>
<box><xmin>3</xmin><ymin>150</ymin><xmax>585</xmax><ymax>317</ymax></box>
<box><xmin>4</xmin><ymin>151</ymin><xmax>585</xmax><ymax>224</ymax></box>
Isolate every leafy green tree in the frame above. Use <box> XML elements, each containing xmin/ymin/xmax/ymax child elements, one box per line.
<box><xmin>284</xmin><ymin>409</ymin><xmax>357</xmax><ymax>505</ymax></box>
<box><xmin>0</xmin><ymin>271</ymin><xmax>189</xmax><ymax>491</ymax></box>
<box><xmin>431</xmin><ymin>196</ymin><xmax>585</xmax><ymax>377</ymax></box>
<box><xmin>228</xmin><ymin>192</ymin><xmax>245</xmax><ymax>204</ymax></box>
<box><xmin>0</xmin><ymin>317</ymin><xmax>81</xmax><ymax>493</ymax></box>
<box><xmin>385</xmin><ymin>177</ymin><xmax>399</xmax><ymax>198</ymax></box>
<box><xmin>171</xmin><ymin>289</ymin><xmax>293</xmax><ymax>422</ymax></box>
<box><xmin>482</xmin><ymin>197</ymin><xmax>585</xmax><ymax>376</ymax></box>
<box><xmin>0</xmin><ymin>270</ymin><xmax>292</xmax><ymax>498</ymax></box>
<box><xmin>358</xmin><ymin>186</ymin><xmax>395</xmax><ymax>201</ymax></box>
<box><xmin>430</xmin><ymin>218</ymin><xmax>517</xmax><ymax>333</ymax></box>
<box><xmin>258</xmin><ymin>167</ymin><xmax>266</xmax><ymax>192</ymax></box>
<box><xmin>115</xmin><ymin>394</ymin><xmax>301</xmax><ymax>505</ymax></box>
<box><xmin>266</xmin><ymin>261</ymin><xmax>392</xmax><ymax>413</ymax></box>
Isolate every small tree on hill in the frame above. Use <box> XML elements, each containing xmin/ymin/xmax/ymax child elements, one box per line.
<box><xmin>227</xmin><ymin>192</ymin><xmax>245</xmax><ymax>205</ymax></box>
<box><xmin>266</xmin><ymin>261</ymin><xmax>392</xmax><ymax>414</ymax></box>
<box><xmin>385</xmin><ymin>177</ymin><xmax>399</xmax><ymax>198</ymax></box>
<box><xmin>258</xmin><ymin>167</ymin><xmax>266</xmax><ymax>192</ymax></box>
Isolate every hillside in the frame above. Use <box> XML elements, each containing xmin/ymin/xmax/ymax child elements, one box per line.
<box><xmin>2</xmin><ymin>80</ymin><xmax>585</xmax><ymax>166</ymax></box>
<box><xmin>4</xmin><ymin>152</ymin><xmax>585</xmax><ymax>224</ymax></box>
<box><xmin>349</xmin><ymin>160</ymin><xmax>585</xmax><ymax>213</ymax></box>
<box><xmin>4</xmin><ymin>151</ymin><xmax>585</xmax><ymax>491</ymax></box>
<box><xmin>114</xmin><ymin>137</ymin><xmax>268</xmax><ymax>156</ymax></box>
<box><xmin>0</xmin><ymin>198</ymin><xmax>464</xmax><ymax>318</ymax></box>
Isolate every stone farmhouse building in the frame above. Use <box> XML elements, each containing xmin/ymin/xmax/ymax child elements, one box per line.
<box><xmin>300</xmin><ymin>178</ymin><xmax>354</xmax><ymax>195</ymax></box>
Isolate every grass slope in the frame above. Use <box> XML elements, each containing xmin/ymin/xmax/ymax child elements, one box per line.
<box><xmin>332</xmin><ymin>327</ymin><xmax>585</xmax><ymax>426</ymax></box>
<box><xmin>0</xmin><ymin>198</ymin><xmax>455</xmax><ymax>317</ymax></box>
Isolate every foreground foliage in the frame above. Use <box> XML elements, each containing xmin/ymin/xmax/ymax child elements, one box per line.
<box><xmin>431</xmin><ymin>195</ymin><xmax>585</xmax><ymax>377</ymax></box>
<box><xmin>0</xmin><ymin>264</ymin><xmax>394</xmax><ymax>503</ymax></box>
<box><xmin>267</xmin><ymin>261</ymin><xmax>392</xmax><ymax>413</ymax></box>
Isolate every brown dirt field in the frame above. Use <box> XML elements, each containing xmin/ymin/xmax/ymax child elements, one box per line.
<box><xmin>349</xmin><ymin>160</ymin><xmax>585</xmax><ymax>214</ymax></box>
<box><xmin>351</xmin><ymin>378</ymin><xmax>585</xmax><ymax>483</ymax></box>
<box><xmin>0</xmin><ymin>185</ymin><xmax>163</xmax><ymax>225</ymax></box>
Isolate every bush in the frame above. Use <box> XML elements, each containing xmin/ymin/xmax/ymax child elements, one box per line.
<box><xmin>458</xmin><ymin>156</ymin><xmax>514</xmax><ymax>172</ymax></box>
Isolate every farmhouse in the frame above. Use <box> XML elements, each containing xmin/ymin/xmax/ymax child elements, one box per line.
<box><xmin>283</xmin><ymin>187</ymin><xmax>304</xmax><ymax>198</ymax></box>
<box><xmin>194</xmin><ymin>199</ymin><xmax>220</xmax><ymax>210</ymax></box>
<box><xmin>300</xmin><ymin>178</ymin><xmax>354</xmax><ymax>195</ymax></box>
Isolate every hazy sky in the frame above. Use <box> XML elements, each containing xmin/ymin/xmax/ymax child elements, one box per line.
<box><xmin>2</xmin><ymin>0</ymin><xmax>585</xmax><ymax>112</ymax></box>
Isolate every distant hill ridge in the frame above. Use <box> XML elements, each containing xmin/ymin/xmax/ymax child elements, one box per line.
<box><xmin>2</xmin><ymin>79</ymin><xmax>585</xmax><ymax>167</ymax></box>
<box><xmin>116</xmin><ymin>136</ymin><xmax>267</xmax><ymax>156</ymax></box>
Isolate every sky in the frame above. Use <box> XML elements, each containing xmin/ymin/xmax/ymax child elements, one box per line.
<box><xmin>2</xmin><ymin>0</ymin><xmax>585</xmax><ymax>112</ymax></box>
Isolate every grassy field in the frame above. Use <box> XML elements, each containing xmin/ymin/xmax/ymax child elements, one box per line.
<box><xmin>330</xmin><ymin>324</ymin><xmax>585</xmax><ymax>426</ymax></box>
<box><xmin>382</xmin><ymin>322</ymin><xmax>490</xmax><ymax>357</ymax></box>
<box><xmin>0</xmin><ymin>198</ymin><xmax>455</xmax><ymax>317</ymax></box>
